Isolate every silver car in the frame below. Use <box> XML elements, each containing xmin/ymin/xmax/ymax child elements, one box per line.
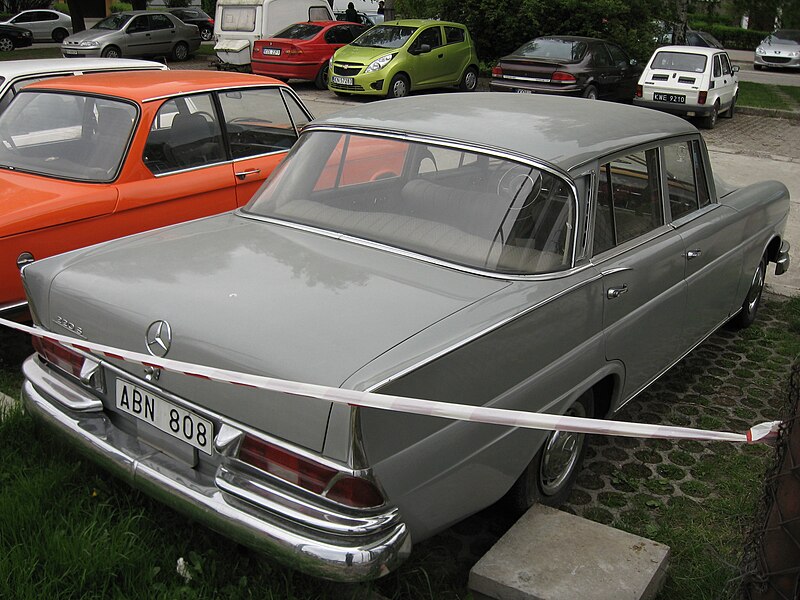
<box><xmin>61</xmin><ymin>11</ymin><xmax>200</xmax><ymax>61</ymax></box>
<box><xmin>754</xmin><ymin>29</ymin><xmax>800</xmax><ymax>70</ymax></box>
<box><xmin>19</xmin><ymin>94</ymin><xmax>790</xmax><ymax>581</ymax></box>
<box><xmin>0</xmin><ymin>9</ymin><xmax>72</xmax><ymax>43</ymax></box>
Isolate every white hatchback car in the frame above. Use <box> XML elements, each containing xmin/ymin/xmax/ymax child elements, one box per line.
<box><xmin>0</xmin><ymin>9</ymin><xmax>73</xmax><ymax>42</ymax></box>
<box><xmin>633</xmin><ymin>45</ymin><xmax>738</xmax><ymax>129</ymax></box>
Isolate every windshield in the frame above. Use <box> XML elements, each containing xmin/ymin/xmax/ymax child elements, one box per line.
<box><xmin>766</xmin><ymin>29</ymin><xmax>800</xmax><ymax>44</ymax></box>
<box><xmin>273</xmin><ymin>23</ymin><xmax>323</xmax><ymax>40</ymax></box>
<box><xmin>93</xmin><ymin>14</ymin><xmax>131</xmax><ymax>30</ymax></box>
<box><xmin>351</xmin><ymin>25</ymin><xmax>417</xmax><ymax>48</ymax></box>
<box><xmin>651</xmin><ymin>51</ymin><xmax>707</xmax><ymax>73</ymax></box>
<box><xmin>512</xmin><ymin>38</ymin><xmax>588</xmax><ymax>61</ymax></box>
<box><xmin>244</xmin><ymin>131</ymin><xmax>574</xmax><ymax>275</ymax></box>
<box><xmin>0</xmin><ymin>91</ymin><xmax>136</xmax><ymax>183</ymax></box>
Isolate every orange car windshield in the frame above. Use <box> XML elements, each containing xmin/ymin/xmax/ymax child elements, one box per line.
<box><xmin>245</xmin><ymin>131</ymin><xmax>575</xmax><ymax>275</ymax></box>
<box><xmin>0</xmin><ymin>91</ymin><xmax>136</xmax><ymax>183</ymax></box>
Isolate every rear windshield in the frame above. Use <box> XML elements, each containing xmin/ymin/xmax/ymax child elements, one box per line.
<box><xmin>0</xmin><ymin>91</ymin><xmax>136</xmax><ymax>183</ymax></box>
<box><xmin>220</xmin><ymin>6</ymin><xmax>256</xmax><ymax>32</ymax></box>
<box><xmin>651</xmin><ymin>51</ymin><xmax>707</xmax><ymax>73</ymax></box>
<box><xmin>512</xmin><ymin>38</ymin><xmax>587</xmax><ymax>61</ymax></box>
<box><xmin>244</xmin><ymin>131</ymin><xmax>575</xmax><ymax>275</ymax></box>
<box><xmin>766</xmin><ymin>30</ymin><xmax>800</xmax><ymax>44</ymax></box>
<box><xmin>93</xmin><ymin>13</ymin><xmax>132</xmax><ymax>30</ymax></box>
<box><xmin>350</xmin><ymin>25</ymin><xmax>417</xmax><ymax>48</ymax></box>
<box><xmin>273</xmin><ymin>23</ymin><xmax>323</xmax><ymax>40</ymax></box>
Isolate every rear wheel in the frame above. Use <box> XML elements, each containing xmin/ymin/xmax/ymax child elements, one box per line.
<box><xmin>52</xmin><ymin>28</ymin><xmax>68</xmax><ymax>43</ymax></box>
<box><xmin>172</xmin><ymin>42</ymin><xmax>189</xmax><ymax>62</ymax></box>
<box><xmin>701</xmin><ymin>101</ymin><xmax>719</xmax><ymax>129</ymax></box>
<box><xmin>506</xmin><ymin>390</ymin><xmax>594</xmax><ymax>513</ymax></box>
<box><xmin>314</xmin><ymin>62</ymin><xmax>330</xmax><ymax>90</ymax></box>
<box><xmin>387</xmin><ymin>73</ymin><xmax>410</xmax><ymax>99</ymax></box>
<box><xmin>459</xmin><ymin>66</ymin><xmax>478</xmax><ymax>91</ymax></box>
<box><xmin>0</xmin><ymin>36</ymin><xmax>14</xmax><ymax>52</ymax></box>
<box><xmin>733</xmin><ymin>254</ymin><xmax>767</xmax><ymax>329</ymax></box>
<box><xmin>582</xmin><ymin>85</ymin><xmax>598</xmax><ymax>99</ymax></box>
<box><xmin>200</xmin><ymin>27</ymin><xmax>213</xmax><ymax>42</ymax></box>
<box><xmin>101</xmin><ymin>45</ymin><xmax>121</xmax><ymax>58</ymax></box>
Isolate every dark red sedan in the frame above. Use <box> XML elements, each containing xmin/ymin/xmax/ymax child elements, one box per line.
<box><xmin>490</xmin><ymin>36</ymin><xmax>641</xmax><ymax>101</ymax></box>
<box><xmin>252</xmin><ymin>21</ymin><xmax>369</xmax><ymax>89</ymax></box>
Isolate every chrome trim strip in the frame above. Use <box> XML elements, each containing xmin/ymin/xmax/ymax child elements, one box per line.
<box><xmin>500</xmin><ymin>74</ymin><xmax>551</xmax><ymax>83</ymax></box>
<box><xmin>22</xmin><ymin>357</ymin><xmax>410</xmax><ymax>581</ymax></box>
<box><xmin>365</xmin><ymin>272</ymin><xmax>603</xmax><ymax>392</ymax></box>
<box><xmin>142</xmin><ymin>82</ymin><xmax>282</xmax><ymax>104</ymax></box>
<box><xmin>589</xmin><ymin>225</ymin><xmax>675</xmax><ymax>266</ymax></box>
<box><xmin>151</xmin><ymin>150</ymin><xmax>286</xmax><ymax>178</ymax></box>
<box><xmin>599</xmin><ymin>267</ymin><xmax>633</xmax><ymax>276</ymax></box>
<box><xmin>612</xmin><ymin>313</ymin><xmax>732</xmax><ymax>415</ymax></box>
<box><xmin>0</xmin><ymin>300</ymin><xmax>28</xmax><ymax>316</ymax></box>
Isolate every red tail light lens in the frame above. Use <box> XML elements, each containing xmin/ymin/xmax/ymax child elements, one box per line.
<box><xmin>284</xmin><ymin>45</ymin><xmax>302</xmax><ymax>56</ymax></box>
<box><xmin>32</xmin><ymin>336</ymin><xmax>84</xmax><ymax>378</ymax></box>
<box><xmin>491</xmin><ymin>65</ymin><xmax>503</xmax><ymax>78</ymax></box>
<box><xmin>698</xmin><ymin>91</ymin><xmax>707</xmax><ymax>105</ymax></box>
<box><xmin>551</xmin><ymin>71</ymin><xmax>577</xmax><ymax>83</ymax></box>
<box><xmin>238</xmin><ymin>434</ymin><xmax>384</xmax><ymax>508</ymax></box>
<box><xmin>636</xmin><ymin>84</ymin><xmax>643</xmax><ymax>98</ymax></box>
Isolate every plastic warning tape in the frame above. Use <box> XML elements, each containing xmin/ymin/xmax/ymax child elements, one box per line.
<box><xmin>0</xmin><ymin>317</ymin><xmax>782</xmax><ymax>444</ymax></box>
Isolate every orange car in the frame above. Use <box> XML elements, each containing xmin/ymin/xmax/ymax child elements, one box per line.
<box><xmin>0</xmin><ymin>70</ymin><xmax>312</xmax><ymax>320</ymax></box>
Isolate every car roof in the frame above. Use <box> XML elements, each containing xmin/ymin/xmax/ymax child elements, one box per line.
<box><xmin>313</xmin><ymin>93</ymin><xmax>697</xmax><ymax>172</ymax></box>
<box><xmin>654</xmin><ymin>45</ymin><xmax>727</xmax><ymax>57</ymax></box>
<box><xmin>24</xmin><ymin>70</ymin><xmax>285</xmax><ymax>102</ymax></box>
<box><xmin>0</xmin><ymin>58</ymin><xmax>166</xmax><ymax>78</ymax></box>
<box><xmin>536</xmin><ymin>35</ymin><xmax>605</xmax><ymax>43</ymax></box>
<box><xmin>381</xmin><ymin>19</ymin><xmax>465</xmax><ymax>27</ymax></box>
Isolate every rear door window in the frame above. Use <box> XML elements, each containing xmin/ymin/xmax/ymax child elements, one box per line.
<box><xmin>663</xmin><ymin>140</ymin><xmax>711</xmax><ymax>221</ymax></box>
<box><xmin>218</xmin><ymin>88</ymin><xmax>299</xmax><ymax>158</ymax></box>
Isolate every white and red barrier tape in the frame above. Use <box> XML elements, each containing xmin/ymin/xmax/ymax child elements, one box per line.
<box><xmin>0</xmin><ymin>317</ymin><xmax>783</xmax><ymax>444</ymax></box>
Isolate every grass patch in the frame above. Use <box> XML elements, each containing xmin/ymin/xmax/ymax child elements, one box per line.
<box><xmin>737</xmin><ymin>81</ymin><xmax>792</xmax><ymax>110</ymax></box>
<box><xmin>778</xmin><ymin>85</ymin><xmax>800</xmax><ymax>105</ymax></box>
<box><xmin>0</xmin><ymin>47</ymin><xmax>62</xmax><ymax>61</ymax></box>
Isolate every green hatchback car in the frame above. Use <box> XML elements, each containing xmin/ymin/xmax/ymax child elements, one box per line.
<box><xmin>328</xmin><ymin>19</ymin><xmax>479</xmax><ymax>98</ymax></box>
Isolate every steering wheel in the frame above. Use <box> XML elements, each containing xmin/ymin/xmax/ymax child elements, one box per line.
<box><xmin>497</xmin><ymin>165</ymin><xmax>542</xmax><ymax>209</ymax></box>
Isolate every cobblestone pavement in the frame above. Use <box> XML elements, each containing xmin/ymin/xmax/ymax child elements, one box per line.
<box><xmin>702</xmin><ymin>113</ymin><xmax>800</xmax><ymax>161</ymax></box>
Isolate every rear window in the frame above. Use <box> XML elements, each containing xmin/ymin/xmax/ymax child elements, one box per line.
<box><xmin>273</xmin><ymin>23</ymin><xmax>323</xmax><ymax>40</ymax></box>
<box><xmin>220</xmin><ymin>6</ymin><xmax>256</xmax><ymax>32</ymax></box>
<box><xmin>512</xmin><ymin>38</ymin><xmax>588</xmax><ymax>61</ymax></box>
<box><xmin>651</xmin><ymin>51</ymin><xmax>707</xmax><ymax>73</ymax></box>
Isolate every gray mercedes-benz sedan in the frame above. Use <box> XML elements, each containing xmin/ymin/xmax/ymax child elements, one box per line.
<box><xmin>18</xmin><ymin>94</ymin><xmax>790</xmax><ymax>580</ymax></box>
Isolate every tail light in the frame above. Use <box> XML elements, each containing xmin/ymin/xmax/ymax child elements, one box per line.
<box><xmin>252</xmin><ymin>44</ymin><xmax>261</xmax><ymax>56</ymax></box>
<box><xmin>491</xmin><ymin>65</ymin><xmax>503</xmax><ymax>78</ymax></box>
<box><xmin>33</xmin><ymin>336</ymin><xmax>84</xmax><ymax>378</ymax></box>
<box><xmin>284</xmin><ymin>45</ymin><xmax>302</xmax><ymax>56</ymax></box>
<box><xmin>551</xmin><ymin>71</ymin><xmax>577</xmax><ymax>84</ymax></box>
<box><xmin>698</xmin><ymin>91</ymin><xmax>707</xmax><ymax>105</ymax></box>
<box><xmin>636</xmin><ymin>84</ymin><xmax>643</xmax><ymax>98</ymax></box>
<box><xmin>238</xmin><ymin>434</ymin><xmax>384</xmax><ymax>508</ymax></box>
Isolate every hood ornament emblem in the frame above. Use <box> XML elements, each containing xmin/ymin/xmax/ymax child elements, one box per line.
<box><xmin>145</xmin><ymin>320</ymin><xmax>172</xmax><ymax>358</ymax></box>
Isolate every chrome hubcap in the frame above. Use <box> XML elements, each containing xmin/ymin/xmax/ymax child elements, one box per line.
<box><xmin>0</xmin><ymin>39</ymin><xmax>12</xmax><ymax>52</ymax></box>
<box><xmin>746</xmin><ymin>262</ymin><xmax>764</xmax><ymax>313</ymax></box>
<box><xmin>465</xmin><ymin>71</ymin><xmax>477</xmax><ymax>89</ymax></box>
<box><xmin>539</xmin><ymin>403</ymin><xmax>586</xmax><ymax>495</ymax></box>
<box><xmin>393</xmin><ymin>80</ymin><xmax>407</xmax><ymax>97</ymax></box>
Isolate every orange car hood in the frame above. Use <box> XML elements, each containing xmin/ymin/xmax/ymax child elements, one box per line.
<box><xmin>0</xmin><ymin>172</ymin><xmax>118</xmax><ymax>238</ymax></box>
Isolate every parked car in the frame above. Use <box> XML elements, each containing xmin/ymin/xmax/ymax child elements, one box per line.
<box><xmin>334</xmin><ymin>10</ymin><xmax>378</xmax><ymax>25</ymax></box>
<box><xmin>0</xmin><ymin>70</ymin><xmax>312</xmax><ymax>320</ymax></box>
<box><xmin>490</xmin><ymin>36</ymin><xmax>641</xmax><ymax>100</ymax></box>
<box><xmin>634</xmin><ymin>45</ymin><xmax>738</xmax><ymax>129</ymax></box>
<box><xmin>252</xmin><ymin>21</ymin><xmax>369</xmax><ymax>89</ymax></box>
<box><xmin>686</xmin><ymin>30</ymin><xmax>724</xmax><ymax>49</ymax></box>
<box><xmin>19</xmin><ymin>94</ymin><xmax>790</xmax><ymax>580</ymax></box>
<box><xmin>754</xmin><ymin>29</ymin><xmax>800</xmax><ymax>71</ymax></box>
<box><xmin>169</xmin><ymin>7</ymin><xmax>215</xmax><ymax>42</ymax></box>
<box><xmin>0</xmin><ymin>58</ymin><xmax>167</xmax><ymax>114</ymax></box>
<box><xmin>0</xmin><ymin>9</ymin><xmax>72</xmax><ymax>42</ymax></box>
<box><xmin>60</xmin><ymin>11</ymin><xmax>201</xmax><ymax>61</ymax></box>
<box><xmin>0</xmin><ymin>23</ymin><xmax>33</xmax><ymax>52</ymax></box>
<box><xmin>329</xmin><ymin>19</ymin><xmax>479</xmax><ymax>98</ymax></box>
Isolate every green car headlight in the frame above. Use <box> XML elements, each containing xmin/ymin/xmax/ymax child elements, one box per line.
<box><xmin>365</xmin><ymin>53</ymin><xmax>396</xmax><ymax>74</ymax></box>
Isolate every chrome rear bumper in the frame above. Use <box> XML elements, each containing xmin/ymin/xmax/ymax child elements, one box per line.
<box><xmin>22</xmin><ymin>355</ymin><xmax>411</xmax><ymax>581</ymax></box>
<box><xmin>775</xmin><ymin>240</ymin><xmax>791</xmax><ymax>276</ymax></box>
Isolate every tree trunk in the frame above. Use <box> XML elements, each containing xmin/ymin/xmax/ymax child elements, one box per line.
<box><xmin>384</xmin><ymin>0</ymin><xmax>396</xmax><ymax>20</ymax></box>
<box><xmin>675</xmin><ymin>0</ymin><xmax>689</xmax><ymax>44</ymax></box>
<box><xmin>66</xmin><ymin>0</ymin><xmax>85</xmax><ymax>33</ymax></box>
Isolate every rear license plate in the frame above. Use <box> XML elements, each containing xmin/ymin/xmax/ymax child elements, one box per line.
<box><xmin>62</xmin><ymin>50</ymin><xmax>77</xmax><ymax>55</ymax></box>
<box><xmin>653</xmin><ymin>92</ymin><xmax>686</xmax><ymax>104</ymax></box>
<box><xmin>515</xmin><ymin>89</ymin><xmax>533</xmax><ymax>94</ymax></box>
<box><xmin>331</xmin><ymin>75</ymin><xmax>354</xmax><ymax>85</ymax></box>
<box><xmin>262</xmin><ymin>47</ymin><xmax>281</xmax><ymax>56</ymax></box>
<box><xmin>115</xmin><ymin>379</ymin><xmax>213</xmax><ymax>455</ymax></box>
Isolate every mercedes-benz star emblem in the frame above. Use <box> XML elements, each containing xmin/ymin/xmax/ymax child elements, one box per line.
<box><xmin>145</xmin><ymin>320</ymin><xmax>172</xmax><ymax>358</ymax></box>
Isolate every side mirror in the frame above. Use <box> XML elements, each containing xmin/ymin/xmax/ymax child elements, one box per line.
<box><xmin>410</xmin><ymin>43</ymin><xmax>431</xmax><ymax>55</ymax></box>
<box><xmin>732</xmin><ymin>65</ymin><xmax>740</xmax><ymax>73</ymax></box>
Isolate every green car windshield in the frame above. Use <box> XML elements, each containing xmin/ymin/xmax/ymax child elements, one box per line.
<box><xmin>350</xmin><ymin>25</ymin><xmax>417</xmax><ymax>49</ymax></box>
<box><xmin>245</xmin><ymin>131</ymin><xmax>575</xmax><ymax>275</ymax></box>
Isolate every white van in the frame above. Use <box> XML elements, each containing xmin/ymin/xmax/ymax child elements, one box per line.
<box><xmin>214</xmin><ymin>0</ymin><xmax>333</xmax><ymax>67</ymax></box>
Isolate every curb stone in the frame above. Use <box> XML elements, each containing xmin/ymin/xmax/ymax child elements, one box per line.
<box><xmin>738</xmin><ymin>106</ymin><xmax>800</xmax><ymax>121</ymax></box>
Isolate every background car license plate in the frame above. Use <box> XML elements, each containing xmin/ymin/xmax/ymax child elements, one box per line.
<box><xmin>115</xmin><ymin>379</ymin><xmax>213</xmax><ymax>455</ymax></box>
<box><xmin>653</xmin><ymin>92</ymin><xmax>686</xmax><ymax>104</ymax></box>
<box><xmin>63</xmin><ymin>50</ymin><xmax>77</xmax><ymax>55</ymax></box>
<box><xmin>262</xmin><ymin>48</ymin><xmax>281</xmax><ymax>56</ymax></box>
<box><xmin>332</xmin><ymin>75</ymin><xmax>354</xmax><ymax>86</ymax></box>
<box><xmin>515</xmin><ymin>89</ymin><xmax>533</xmax><ymax>94</ymax></box>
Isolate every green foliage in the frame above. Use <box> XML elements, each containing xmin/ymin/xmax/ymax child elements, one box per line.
<box><xmin>53</xmin><ymin>2</ymin><xmax>69</xmax><ymax>13</ymax></box>
<box><xmin>202</xmin><ymin>0</ymin><xmax>218</xmax><ymax>17</ymax></box>
<box><xmin>110</xmin><ymin>2</ymin><xmax>133</xmax><ymax>12</ymax></box>
<box><xmin>166</xmin><ymin>0</ymin><xmax>192</xmax><ymax>7</ymax></box>
<box><xmin>705</xmin><ymin>24</ymin><xmax>768</xmax><ymax>49</ymax></box>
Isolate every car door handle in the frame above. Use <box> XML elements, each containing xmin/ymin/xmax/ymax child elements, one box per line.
<box><xmin>235</xmin><ymin>168</ymin><xmax>261</xmax><ymax>180</ymax></box>
<box><xmin>686</xmin><ymin>249</ymin><xmax>702</xmax><ymax>260</ymax></box>
<box><xmin>437</xmin><ymin>53</ymin><xmax>443</xmax><ymax>58</ymax></box>
<box><xmin>607</xmin><ymin>285</ymin><xmax>628</xmax><ymax>299</ymax></box>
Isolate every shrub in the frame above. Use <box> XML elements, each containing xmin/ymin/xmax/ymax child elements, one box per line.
<box><xmin>704</xmin><ymin>24</ymin><xmax>769</xmax><ymax>49</ymax></box>
<box><xmin>53</xmin><ymin>2</ymin><xmax>69</xmax><ymax>13</ymax></box>
<box><xmin>110</xmin><ymin>2</ymin><xmax>133</xmax><ymax>12</ymax></box>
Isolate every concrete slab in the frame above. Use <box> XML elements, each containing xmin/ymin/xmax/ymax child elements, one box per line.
<box><xmin>707</xmin><ymin>148</ymin><xmax>800</xmax><ymax>296</ymax></box>
<box><xmin>468</xmin><ymin>505</ymin><xmax>669</xmax><ymax>600</ymax></box>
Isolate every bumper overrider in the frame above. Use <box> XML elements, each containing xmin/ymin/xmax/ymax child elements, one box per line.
<box><xmin>22</xmin><ymin>355</ymin><xmax>411</xmax><ymax>581</ymax></box>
